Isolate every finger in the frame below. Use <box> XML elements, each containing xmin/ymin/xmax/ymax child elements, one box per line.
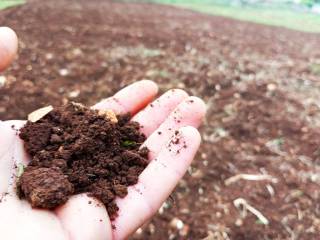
<box><xmin>0</xmin><ymin>120</ymin><xmax>28</xmax><ymax>195</ymax></box>
<box><xmin>143</xmin><ymin>96</ymin><xmax>206</xmax><ymax>160</ymax></box>
<box><xmin>132</xmin><ymin>89</ymin><xmax>188</xmax><ymax>136</ymax></box>
<box><xmin>93</xmin><ymin>80</ymin><xmax>158</xmax><ymax>115</ymax></box>
<box><xmin>0</xmin><ymin>27</ymin><xmax>18</xmax><ymax>71</ymax></box>
<box><xmin>112</xmin><ymin>126</ymin><xmax>201</xmax><ymax>239</ymax></box>
<box><xmin>56</xmin><ymin>194</ymin><xmax>112</xmax><ymax>240</ymax></box>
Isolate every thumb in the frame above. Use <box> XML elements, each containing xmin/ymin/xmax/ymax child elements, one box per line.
<box><xmin>0</xmin><ymin>27</ymin><xmax>18</xmax><ymax>71</ymax></box>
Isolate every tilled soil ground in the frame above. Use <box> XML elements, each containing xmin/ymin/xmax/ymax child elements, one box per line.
<box><xmin>1</xmin><ymin>0</ymin><xmax>320</xmax><ymax>239</ymax></box>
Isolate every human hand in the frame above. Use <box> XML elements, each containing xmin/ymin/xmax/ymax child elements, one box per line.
<box><xmin>0</xmin><ymin>28</ymin><xmax>206</xmax><ymax>240</ymax></box>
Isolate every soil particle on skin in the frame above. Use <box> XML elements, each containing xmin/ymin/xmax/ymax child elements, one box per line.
<box><xmin>17</xmin><ymin>102</ymin><xmax>148</xmax><ymax>219</ymax></box>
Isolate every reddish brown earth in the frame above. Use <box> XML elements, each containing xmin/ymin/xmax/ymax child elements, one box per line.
<box><xmin>1</xmin><ymin>0</ymin><xmax>320</xmax><ymax>239</ymax></box>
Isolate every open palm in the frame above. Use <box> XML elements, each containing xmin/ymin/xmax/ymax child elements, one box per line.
<box><xmin>0</xmin><ymin>28</ymin><xmax>206</xmax><ymax>240</ymax></box>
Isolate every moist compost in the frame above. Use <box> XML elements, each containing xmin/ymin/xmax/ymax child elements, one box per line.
<box><xmin>17</xmin><ymin>102</ymin><xmax>149</xmax><ymax>219</ymax></box>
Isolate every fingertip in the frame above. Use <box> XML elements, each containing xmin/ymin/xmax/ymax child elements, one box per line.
<box><xmin>0</xmin><ymin>27</ymin><xmax>18</xmax><ymax>71</ymax></box>
<box><xmin>170</xmin><ymin>88</ymin><xmax>189</xmax><ymax>98</ymax></box>
<box><xmin>0</xmin><ymin>27</ymin><xmax>18</xmax><ymax>49</ymax></box>
<box><xmin>113</xmin><ymin>80</ymin><xmax>158</xmax><ymax>114</ymax></box>
<box><xmin>187</xmin><ymin>96</ymin><xmax>207</xmax><ymax>119</ymax></box>
<box><xmin>137</xmin><ymin>79</ymin><xmax>159</xmax><ymax>94</ymax></box>
<box><xmin>94</xmin><ymin>80</ymin><xmax>159</xmax><ymax>114</ymax></box>
<box><xmin>178</xmin><ymin>125</ymin><xmax>201</xmax><ymax>146</ymax></box>
<box><xmin>132</xmin><ymin>88</ymin><xmax>189</xmax><ymax>136</ymax></box>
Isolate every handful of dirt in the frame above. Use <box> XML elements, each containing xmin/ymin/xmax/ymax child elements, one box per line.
<box><xmin>17</xmin><ymin>102</ymin><xmax>149</xmax><ymax>219</ymax></box>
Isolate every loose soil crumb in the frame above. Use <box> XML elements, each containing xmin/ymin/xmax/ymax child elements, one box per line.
<box><xmin>17</xmin><ymin>102</ymin><xmax>148</xmax><ymax>219</ymax></box>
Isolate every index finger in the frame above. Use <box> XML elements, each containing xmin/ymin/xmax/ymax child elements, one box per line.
<box><xmin>93</xmin><ymin>80</ymin><xmax>158</xmax><ymax>115</ymax></box>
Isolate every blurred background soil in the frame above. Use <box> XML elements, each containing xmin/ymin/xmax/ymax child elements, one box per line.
<box><xmin>1</xmin><ymin>0</ymin><xmax>320</xmax><ymax>239</ymax></box>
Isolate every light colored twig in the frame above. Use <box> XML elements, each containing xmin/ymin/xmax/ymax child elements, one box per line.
<box><xmin>225</xmin><ymin>173</ymin><xmax>278</xmax><ymax>186</ymax></box>
<box><xmin>233</xmin><ymin>198</ymin><xmax>269</xmax><ymax>225</ymax></box>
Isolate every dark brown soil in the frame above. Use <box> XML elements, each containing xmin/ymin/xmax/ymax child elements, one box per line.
<box><xmin>1</xmin><ymin>0</ymin><xmax>320</xmax><ymax>239</ymax></box>
<box><xmin>18</xmin><ymin>102</ymin><xmax>148</xmax><ymax>219</ymax></box>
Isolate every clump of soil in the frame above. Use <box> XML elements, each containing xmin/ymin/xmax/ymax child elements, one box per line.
<box><xmin>17</xmin><ymin>102</ymin><xmax>149</xmax><ymax>219</ymax></box>
<box><xmin>18</xmin><ymin>167</ymin><xmax>74</xmax><ymax>209</ymax></box>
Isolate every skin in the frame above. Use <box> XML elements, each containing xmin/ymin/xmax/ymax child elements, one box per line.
<box><xmin>0</xmin><ymin>27</ymin><xmax>206</xmax><ymax>240</ymax></box>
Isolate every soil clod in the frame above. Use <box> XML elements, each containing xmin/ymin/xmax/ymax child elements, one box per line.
<box><xmin>18</xmin><ymin>103</ymin><xmax>148</xmax><ymax>219</ymax></box>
